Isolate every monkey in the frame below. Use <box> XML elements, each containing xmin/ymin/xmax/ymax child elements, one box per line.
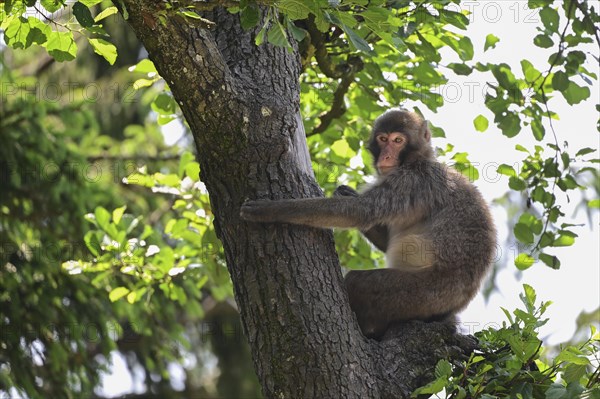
<box><xmin>240</xmin><ymin>108</ymin><xmax>496</xmax><ymax>339</ymax></box>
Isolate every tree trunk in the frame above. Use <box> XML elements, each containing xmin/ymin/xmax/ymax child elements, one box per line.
<box><xmin>114</xmin><ymin>3</ymin><xmax>475</xmax><ymax>397</ymax></box>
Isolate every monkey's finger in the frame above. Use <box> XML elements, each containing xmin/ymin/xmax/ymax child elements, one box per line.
<box><xmin>240</xmin><ymin>204</ymin><xmax>259</xmax><ymax>220</ymax></box>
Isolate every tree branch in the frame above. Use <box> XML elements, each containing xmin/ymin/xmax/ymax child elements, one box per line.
<box><xmin>308</xmin><ymin>56</ymin><xmax>363</xmax><ymax>136</ymax></box>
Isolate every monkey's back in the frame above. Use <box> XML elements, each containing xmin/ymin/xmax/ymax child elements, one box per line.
<box><xmin>432</xmin><ymin>167</ymin><xmax>496</xmax><ymax>273</ymax></box>
<box><xmin>424</xmin><ymin>165</ymin><xmax>496</xmax><ymax>306</ymax></box>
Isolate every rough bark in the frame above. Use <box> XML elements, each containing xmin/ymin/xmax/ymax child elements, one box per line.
<box><xmin>114</xmin><ymin>3</ymin><xmax>475</xmax><ymax>397</ymax></box>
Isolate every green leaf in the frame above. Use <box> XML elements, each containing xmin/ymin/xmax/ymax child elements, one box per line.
<box><xmin>171</xmin><ymin>285</ymin><xmax>188</xmax><ymax>305</ymax></box>
<box><xmin>546</xmin><ymin>384</ymin><xmax>567</xmax><ymax>399</ymax></box>
<box><xmin>484</xmin><ymin>34</ymin><xmax>499</xmax><ymax>51</ymax></box>
<box><xmin>413</xmin><ymin>62</ymin><xmax>444</xmax><ymax>85</ymax></box>
<box><xmin>515</xmin><ymin>253</ymin><xmax>535</xmax><ymax>270</ymax></box>
<box><xmin>277</xmin><ymin>0</ymin><xmax>312</xmax><ymax>20</ymax></box>
<box><xmin>497</xmin><ymin>112</ymin><xmax>521</xmax><ymax>138</ymax></box>
<box><xmin>88</xmin><ymin>38</ymin><xmax>117</xmax><ymax>65</ymax></box>
<box><xmin>522</xmin><ymin>283</ymin><xmax>537</xmax><ymax>308</ymax></box>
<box><xmin>130</xmin><ymin>58</ymin><xmax>157</xmax><ymax>74</ymax></box>
<box><xmin>178</xmin><ymin>151</ymin><xmax>195</xmax><ymax>178</ymax></box>
<box><xmin>434</xmin><ymin>359</ymin><xmax>452</xmax><ymax>378</ymax></box>
<box><xmin>555</xmin><ymin>347</ymin><xmax>591</xmax><ymax>366</ymax></box>
<box><xmin>95</xmin><ymin>207</ymin><xmax>111</xmax><ymax>231</ymax></box>
<box><xmin>156</xmin><ymin>173</ymin><xmax>181</xmax><ymax>188</ymax></box>
<box><xmin>109</xmin><ymin>286</ymin><xmax>130</xmax><ymax>302</ymax></box>
<box><xmin>412</xmin><ymin>376</ymin><xmax>446</xmax><ymax>395</ymax></box>
<box><xmin>341</xmin><ymin>24</ymin><xmax>372</xmax><ymax>53</ymax></box>
<box><xmin>575</xmin><ymin>147</ymin><xmax>596</xmax><ymax>157</ymax></box>
<box><xmin>521</xmin><ymin>59</ymin><xmax>541</xmax><ymax>82</ymax></box>
<box><xmin>286</xmin><ymin>18</ymin><xmax>307</xmax><ymax>41</ymax></box>
<box><xmin>44</xmin><ymin>30</ymin><xmax>77</xmax><ymax>61</ymax></box>
<box><xmin>491</xmin><ymin>64</ymin><xmax>518</xmax><ymax>91</ymax></box>
<box><xmin>157</xmin><ymin>115</ymin><xmax>175</xmax><ymax>125</ymax></box>
<box><xmin>4</xmin><ymin>17</ymin><xmax>31</xmax><ymax>50</ymax></box>
<box><xmin>473</xmin><ymin>115</ymin><xmax>489</xmax><ymax>132</ymax></box>
<box><xmin>73</xmin><ymin>2</ymin><xmax>94</xmax><ymax>27</ymax></box>
<box><xmin>562</xmin><ymin>81</ymin><xmax>590</xmax><ymax>105</ymax></box>
<box><xmin>563</xmin><ymin>364</ymin><xmax>587</xmax><ymax>384</ymax></box>
<box><xmin>514</xmin><ymin>223</ymin><xmax>534</xmax><ymax>244</ymax></box>
<box><xmin>112</xmin><ymin>206</ymin><xmax>126</xmax><ymax>225</ymax></box>
<box><xmin>531</xmin><ymin>118</ymin><xmax>545</xmax><ymax>141</ymax></box>
<box><xmin>540</xmin><ymin>7</ymin><xmax>559</xmax><ymax>31</ymax></box>
<box><xmin>448</xmin><ymin>63</ymin><xmax>472</xmax><ymax>76</ymax></box>
<box><xmin>457</xmin><ymin>36</ymin><xmax>474</xmax><ymax>61</ymax></box>
<box><xmin>27</xmin><ymin>17</ymin><xmax>52</xmax><ymax>46</ymax></box>
<box><xmin>534</xmin><ymin>34</ymin><xmax>554</xmax><ymax>48</ymax></box>
<box><xmin>529</xmin><ymin>0</ymin><xmax>553</xmax><ymax>8</ymax></box>
<box><xmin>79</xmin><ymin>0</ymin><xmax>103</xmax><ymax>6</ymax></box>
<box><xmin>553</xmin><ymin>232</ymin><xmax>575</xmax><ymax>247</ymax></box>
<box><xmin>430</xmin><ymin>125</ymin><xmax>445</xmax><ymax>138</ymax></box>
<box><xmin>565</xmin><ymin>50</ymin><xmax>586</xmax><ymax>73</ymax></box>
<box><xmin>588</xmin><ymin>199</ymin><xmax>600</xmax><ymax>208</ymax></box>
<box><xmin>552</xmin><ymin>71</ymin><xmax>569</xmax><ymax>91</ymax></box>
<box><xmin>254</xmin><ymin>22</ymin><xmax>268</xmax><ymax>46</ymax></box>
<box><xmin>539</xmin><ymin>253</ymin><xmax>560</xmax><ymax>269</ymax></box>
<box><xmin>330</xmin><ymin>139</ymin><xmax>352</xmax><ymax>163</ymax></box>
<box><xmin>519</xmin><ymin>213</ymin><xmax>543</xmax><ymax>234</ymax></box>
<box><xmin>94</xmin><ymin>6</ymin><xmax>118</xmax><ymax>22</ymax></box>
<box><xmin>362</xmin><ymin>8</ymin><xmax>392</xmax><ymax>32</ymax></box>
<box><xmin>152</xmin><ymin>93</ymin><xmax>177</xmax><ymax>115</ymax></box>
<box><xmin>240</xmin><ymin>4</ymin><xmax>260</xmax><ymax>30</ymax></box>
<box><xmin>497</xmin><ymin>164</ymin><xmax>516</xmax><ymax>177</ymax></box>
<box><xmin>84</xmin><ymin>231</ymin><xmax>102</xmax><ymax>257</ymax></box>
<box><xmin>185</xmin><ymin>162</ymin><xmax>200</xmax><ymax>181</ymax></box>
<box><xmin>267</xmin><ymin>21</ymin><xmax>290</xmax><ymax>49</ymax></box>
<box><xmin>557</xmin><ymin>174</ymin><xmax>579</xmax><ymax>191</ymax></box>
<box><xmin>439</xmin><ymin>9</ymin><xmax>468</xmax><ymax>30</ymax></box>
<box><xmin>509</xmin><ymin>176</ymin><xmax>527</xmax><ymax>191</ymax></box>
<box><xmin>414</xmin><ymin>31</ymin><xmax>441</xmax><ymax>63</ymax></box>
<box><xmin>126</xmin><ymin>287</ymin><xmax>147</xmax><ymax>304</ymax></box>
<box><xmin>41</xmin><ymin>0</ymin><xmax>64</xmax><ymax>13</ymax></box>
<box><xmin>539</xmin><ymin>232</ymin><xmax>554</xmax><ymax>248</ymax></box>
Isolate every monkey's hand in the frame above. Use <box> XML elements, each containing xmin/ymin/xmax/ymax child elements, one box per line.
<box><xmin>333</xmin><ymin>185</ymin><xmax>358</xmax><ymax>197</ymax></box>
<box><xmin>240</xmin><ymin>200</ymin><xmax>279</xmax><ymax>223</ymax></box>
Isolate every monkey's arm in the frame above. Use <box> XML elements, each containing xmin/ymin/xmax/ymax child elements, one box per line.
<box><xmin>333</xmin><ymin>185</ymin><xmax>388</xmax><ymax>251</ymax></box>
<box><xmin>240</xmin><ymin>197</ymin><xmax>373</xmax><ymax>229</ymax></box>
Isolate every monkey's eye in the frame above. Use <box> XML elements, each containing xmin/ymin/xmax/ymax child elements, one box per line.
<box><xmin>377</xmin><ymin>135</ymin><xmax>388</xmax><ymax>143</ymax></box>
<box><xmin>393</xmin><ymin>136</ymin><xmax>403</xmax><ymax>143</ymax></box>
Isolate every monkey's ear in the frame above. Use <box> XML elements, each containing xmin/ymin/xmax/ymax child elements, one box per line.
<box><xmin>420</xmin><ymin>120</ymin><xmax>431</xmax><ymax>142</ymax></box>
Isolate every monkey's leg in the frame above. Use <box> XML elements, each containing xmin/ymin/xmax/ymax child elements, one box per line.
<box><xmin>344</xmin><ymin>268</ymin><xmax>473</xmax><ymax>339</ymax></box>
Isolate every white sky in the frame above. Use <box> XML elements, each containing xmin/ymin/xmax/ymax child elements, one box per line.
<box><xmin>101</xmin><ymin>1</ymin><xmax>600</xmax><ymax>396</ymax></box>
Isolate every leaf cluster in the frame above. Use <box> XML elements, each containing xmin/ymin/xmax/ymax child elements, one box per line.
<box><xmin>496</xmin><ymin>143</ymin><xmax>598</xmax><ymax>270</ymax></box>
<box><xmin>414</xmin><ymin>284</ymin><xmax>600</xmax><ymax>399</ymax></box>
<box><xmin>1</xmin><ymin>0</ymin><xmax>117</xmax><ymax>63</ymax></box>
<box><xmin>0</xmin><ymin>66</ymin><xmax>215</xmax><ymax>397</ymax></box>
<box><xmin>0</xmin><ymin>74</ymin><xmax>119</xmax><ymax>397</ymax></box>
<box><xmin>66</xmin><ymin>151</ymin><xmax>232</xmax><ymax>308</ymax></box>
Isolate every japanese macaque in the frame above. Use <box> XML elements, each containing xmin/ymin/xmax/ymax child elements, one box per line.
<box><xmin>240</xmin><ymin>108</ymin><xmax>496</xmax><ymax>339</ymax></box>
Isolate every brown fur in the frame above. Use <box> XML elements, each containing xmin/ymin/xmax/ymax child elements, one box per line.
<box><xmin>241</xmin><ymin>109</ymin><xmax>496</xmax><ymax>339</ymax></box>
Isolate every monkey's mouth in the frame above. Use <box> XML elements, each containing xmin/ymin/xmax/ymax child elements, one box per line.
<box><xmin>377</xmin><ymin>165</ymin><xmax>396</xmax><ymax>175</ymax></box>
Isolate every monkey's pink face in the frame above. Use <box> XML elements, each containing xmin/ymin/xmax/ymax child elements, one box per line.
<box><xmin>375</xmin><ymin>132</ymin><xmax>407</xmax><ymax>175</ymax></box>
